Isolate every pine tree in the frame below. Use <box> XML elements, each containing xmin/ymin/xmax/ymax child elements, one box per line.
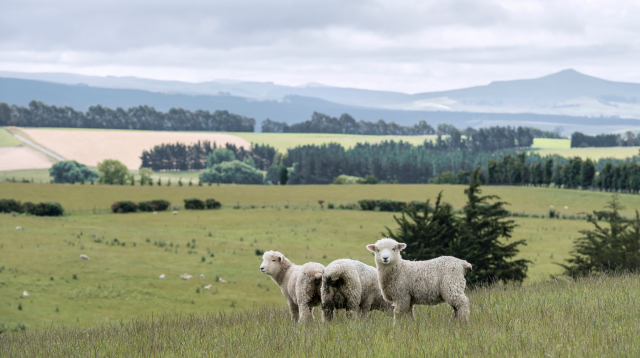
<box><xmin>385</xmin><ymin>168</ymin><xmax>530</xmax><ymax>284</ymax></box>
<box><xmin>560</xmin><ymin>195</ymin><xmax>640</xmax><ymax>277</ymax></box>
<box><xmin>457</xmin><ymin>168</ymin><xmax>530</xmax><ymax>283</ymax></box>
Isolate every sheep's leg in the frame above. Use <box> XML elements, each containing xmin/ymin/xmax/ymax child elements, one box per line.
<box><xmin>450</xmin><ymin>294</ymin><xmax>470</xmax><ymax>323</ymax></box>
<box><xmin>298</xmin><ymin>303</ymin><xmax>314</xmax><ymax>324</ymax></box>
<box><xmin>359</xmin><ymin>295</ymin><xmax>374</xmax><ymax>318</ymax></box>
<box><xmin>287</xmin><ymin>300</ymin><xmax>299</xmax><ymax>323</ymax></box>
<box><xmin>321</xmin><ymin>303</ymin><xmax>334</xmax><ymax>323</ymax></box>
<box><xmin>393</xmin><ymin>297</ymin><xmax>412</xmax><ymax>324</ymax></box>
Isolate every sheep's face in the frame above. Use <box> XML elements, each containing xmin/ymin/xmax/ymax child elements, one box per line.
<box><xmin>260</xmin><ymin>251</ymin><xmax>285</xmax><ymax>277</ymax></box>
<box><xmin>366</xmin><ymin>238</ymin><xmax>406</xmax><ymax>265</ymax></box>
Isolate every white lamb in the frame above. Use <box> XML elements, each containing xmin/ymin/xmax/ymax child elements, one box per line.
<box><xmin>200</xmin><ymin>274</ymin><xmax>204</xmax><ymax>280</ymax></box>
<box><xmin>181</xmin><ymin>274</ymin><xmax>192</xmax><ymax>280</ymax></box>
<box><xmin>204</xmin><ymin>284</ymin><xmax>212</xmax><ymax>290</ymax></box>
<box><xmin>260</xmin><ymin>250</ymin><xmax>324</xmax><ymax>323</ymax></box>
<box><xmin>366</xmin><ymin>238</ymin><xmax>472</xmax><ymax>323</ymax></box>
<box><xmin>15</xmin><ymin>226</ymin><xmax>21</xmax><ymax>230</ymax></box>
<box><xmin>22</xmin><ymin>291</ymin><xmax>29</xmax><ymax>297</ymax></box>
<box><xmin>153</xmin><ymin>211</ymin><xmax>157</xmax><ymax>215</ymax></box>
<box><xmin>218</xmin><ymin>277</ymin><xmax>227</xmax><ymax>283</ymax></box>
<box><xmin>172</xmin><ymin>211</ymin><xmax>178</xmax><ymax>215</ymax></box>
<box><xmin>159</xmin><ymin>274</ymin><xmax>165</xmax><ymax>279</ymax></box>
<box><xmin>80</xmin><ymin>254</ymin><xmax>90</xmax><ymax>260</ymax></box>
<box><xmin>321</xmin><ymin>259</ymin><xmax>392</xmax><ymax>321</ymax></box>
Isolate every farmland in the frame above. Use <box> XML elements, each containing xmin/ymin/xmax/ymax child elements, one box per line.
<box><xmin>0</xmin><ymin>182</ymin><xmax>634</xmax><ymax>330</ymax></box>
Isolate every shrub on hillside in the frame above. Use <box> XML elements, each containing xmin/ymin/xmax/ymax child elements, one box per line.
<box><xmin>98</xmin><ymin>159</ymin><xmax>130</xmax><ymax>185</ymax></box>
<box><xmin>150</xmin><ymin>199</ymin><xmax>170</xmax><ymax>211</ymax></box>
<box><xmin>137</xmin><ymin>199</ymin><xmax>171</xmax><ymax>212</ymax></box>
<box><xmin>358</xmin><ymin>199</ymin><xmax>377</xmax><ymax>211</ymax></box>
<box><xmin>560</xmin><ymin>196</ymin><xmax>640</xmax><ymax>277</ymax></box>
<box><xmin>378</xmin><ymin>200</ymin><xmax>407</xmax><ymax>212</ymax></box>
<box><xmin>265</xmin><ymin>166</ymin><xmax>281</xmax><ymax>185</ymax></box>
<box><xmin>408</xmin><ymin>200</ymin><xmax>428</xmax><ymax>212</ymax></box>
<box><xmin>184</xmin><ymin>198</ymin><xmax>206</xmax><ymax>210</ymax></box>
<box><xmin>200</xmin><ymin>160</ymin><xmax>264</xmax><ymax>185</ymax></box>
<box><xmin>206</xmin><ymin>149</ymin><xmax>236</xmax><ymax>167</ymax></box>
<box><xmin>31</xmin><ymin>202</ymin><xmax>64</xmax><ymax>216</ymax></box>
<box><xmin>111</xmin><ymin>201</ymin><xmax>138</xmax><ymax>213</ymax></box>
<box><xmin>205</xmin><ymin>199</ymin><xmax>222</xmax><ymax>209</ymax></box>
<box><xmin>0</xmin><ymin>199</ymin><xmax>22</xmax><ymax>213</ymax></box>
<box><xmin>49</xmin><ymin>160</ymin><xmax>99</xmax><ymax>184</ymax></box>
<box><xmin>21</xmin><ymin>202</ymin><xmax>36</xmax><ymax>214</ymax></box>
<box><xmin>357</xmin><ymin>175</ymin><xmax>379</xmax><ymax>184</ymax></box>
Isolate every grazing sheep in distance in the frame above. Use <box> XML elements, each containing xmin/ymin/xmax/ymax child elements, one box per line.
<box><xmin>366</xmin><ymin>238</ymin><xmax>472</xmax><ymax>323</ymax></box>
<box><xmin>200</xmin><ymin>274</ymin><xmax>204</xmax><ymax>280</ymax></box>
<box><xmin>321</xmin><ymin>259</ymin><xmax>391</xmax><ymax>321</ymax></box>
<box><xmin>181</xmin><ymin>274</ymin><xmax>192</xmax><ymax>280</ymax></box>
<box><xmin>159</xmin><ymin>274</ymin><xmax>165</xmax><ymax>279</ymax></box>
<box><xmin>204</xmin><ymin>284</ymin><xmax>212</xmax><ymax>289</ymax></box>
<box><xmin>15</xmin><ymin>226</ymin><xmax>21</xmax><ymax>230</ymax></box>
<box><xmin>80</xmin><ymin>254</ymin><xmax>90</xmax><ymax>260</ymax></box>
<box><xmin>22</xmin><ymin>291</ymin><xmax>29</xmax><ymax>297</ymax></box>
<box><xmin>260</xmin><ymin>250</ymin><xmax>325</xmax><ymax>323</ymax></box>
<box><xmin>172</xmin><ymin>211</ymin><xmax>178</xmax><ymax>215</ymax></box>
<box><xmin>153</xmin><ymin>211</ymin><xmax>157</xmax><ymax>215</ymax></box>
<box><xmin>218</xmin><ymin>277</ymin><xmax>227</xmax><ymax>283</ymax></box>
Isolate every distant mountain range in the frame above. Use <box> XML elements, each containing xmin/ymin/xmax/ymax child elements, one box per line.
<box><xmin>1</xmin><ymin>69</ymin><xmax>640</xmax><ymax>135</ymax></box>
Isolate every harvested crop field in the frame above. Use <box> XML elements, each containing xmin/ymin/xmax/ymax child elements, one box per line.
<box><xmin>0</xmin><ymin>146</ymin><xmax>55</xmax><ymax>171</ymax></box>
<box><xmin>23</xmin><ymin>129</ymin><xmax>251</xmax><ymax>169</ymax></box>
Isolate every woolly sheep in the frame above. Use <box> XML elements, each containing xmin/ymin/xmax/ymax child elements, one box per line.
<box><xmin>15</xmin><ymin>226</ymin><xmax>21</xmax><ymax>230</ymax></box>
<box><xmin>172</xmin><ymin>211</ymin><xmax>178</xmax><ymax>215</ymax></box>
<box><xmin>80</xmin><ymin>254</ymin><xmax>90</xmax><ymax>260</ymax></box>
<box><xmin>200</xmin><ymin>274</ymin><xmax>204</xmax><ymax>280</ymax></box>
<box><xmin>22</xmin><ymin>291</ymin><xmax>29</xmax><ymax>297</ymax></box>
<box><xmin>153</xmin><ymin>211</ymin><xmax>157</xmax><ymax>215</ymax></box>
<box><xmin>366</xmin><ymin>238</ymin><xmax>472</xmax><ymax>323</ymax></box>
<box><xmin>159</xmin><ymin>274</ymin><xmax>165</xmax><ymax>279</ymax></box>
<box><xmin>218</xmin><ymin>277</ymin><xmax>227</xmax><ymax>283</ymax></box>
<box><xmin>181</xmin><ymin>274</ymin><xmax>192</xmax><ymax>280</ymax></box>
<box><xmin>321</xmin><ymin>259</ymin><xmax>391</xmax><ymax>321</ymax></box>
<box><xmin>260</xmin><ymin>250</ymin><xmax>324</xmax><ymax>323</ymax></box>
<box><xmin>204</xmin><ymin>284</ymin><xmax>212</xmax><ymax>290</ymax></box>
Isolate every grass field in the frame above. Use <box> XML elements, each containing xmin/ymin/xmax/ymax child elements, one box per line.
<box><xmin>3</xmin><ymin>182</ymin><xmax>640</xmax><ymax>217</ymax></box>
<box><xmin>232</xmin><ymin>132</ymin><xmax>437</xmax><ymax>151</ymax></box>
<box><xmin>2</xmin><ymin>273</ymin><xmax>638</xmax><ymax>357</ymax></box>
<box><xmin>0</xmin><ymin>128</ymin><xmax>21</xmax><ymax>148</ymax></box>
<box><xmin>531</xmin><ymin>138</ymin><xmax>571</xmax><ymax>149</ymax></box>
<box><xmin>531</xmin><ymin>146</ymin><xmax>640</xmax><ymax>160</ymax></box>
<box><xmin>0</xmin><ymin>182</ymin><xmax>631</xmax><ymax>332</ymax></box>
<box><xmin>0</xmin><ymin>169</ymin><xmax>52</xmax><ymax>183</ymax></box>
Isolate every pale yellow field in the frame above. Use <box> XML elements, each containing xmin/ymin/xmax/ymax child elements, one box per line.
<box><xmin>233</xmin><ymin>133</ymin><xmax>437</xmax><ymax>151</ymax></box>
<box><xmin>0</xmin><ymin>146</ymin><xmax>55</xmax><ymax>171</ymax></box>
<box><xmin>22</xmin><ymin>128</ymin><xmax>251</xmax><ymax>169</ymax></box>
<box><xmin>532</xmin><ymin>138</ymin><xmax>571</xmax><ymax>149</ymax></box>
<box><xmin>532</xmin><ymin>146</ymin><xmax>640</xmax><ymax>160</ymax></box>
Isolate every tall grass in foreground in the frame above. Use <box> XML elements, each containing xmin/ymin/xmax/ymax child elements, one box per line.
<box><xmin>2</xmin><ymin>272</ymin><xmax>639</xmax><ymax>357</ymax></box>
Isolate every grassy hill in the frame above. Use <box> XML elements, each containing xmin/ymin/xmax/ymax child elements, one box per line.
<box><xmin>0</xmin><ymin>182</ymin><xmax>634</xmax><ymax>333</ymax></box>
<box><xmin>2</xmin><ymin>272</ymin><xmax>638</xmax><ymax>357</ymax></box>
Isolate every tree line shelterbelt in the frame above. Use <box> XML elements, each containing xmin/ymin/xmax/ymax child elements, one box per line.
<box><xmin>262</xmin><ymin>112</ymin><xmax>563</xmax><ymax>140</ymax></box>
<box><xmin>0</xmin><ymin>101</ymin><xmax>255</xmax><ymax>132</ymax></box>
<box><xmin>571</xmin><ymin>131</ymin><xmax>640</xmax><ymax>148</ymax></box>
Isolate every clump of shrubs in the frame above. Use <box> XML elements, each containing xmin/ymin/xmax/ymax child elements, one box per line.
<box><xmin>111</xmin><ymin>199</ymin><xmax>171</xmax><ymax>213</ymax></box>
<box><xmin>185</xmin><ymin>198</ymin><xmax>222</xmax><ymax>210</ymax></box>
<box><xmin>0</xmin><ymin>199</ymin><xmax>64</xmax><ymax>216</ymax></box>
<box><xmin>138</xmin><ymin>199</ymin><xmax>171</xmax><ymax>212</ymax></box>
<box><xmin>111</xmin><ymin>201</ymin><xmax>139</xmax><ymax>213</ymax></box>
<box><xmin>358</xmin><ymin>199</ymin><xmax>423</xmax><ymax>212</ymax></box>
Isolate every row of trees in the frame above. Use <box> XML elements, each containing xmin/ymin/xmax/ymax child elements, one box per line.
<box><xmin>140</xmin><ymin>141</ymin><xmax>276</xmax><ymax>171</ymax></box>
<box><xmin>571</xmin><ymin>131</ymin><xmax>640</xmax><ymax>148</ymax></box>
<box><xmin>262</xmin><ymin>112</ymin><xmax>437</xmax><ymax>135</ymax></box>
<box><xmin>0</xmin><ymin>101</ymin><xmax>255</xmax><ymax>132</ymax></box>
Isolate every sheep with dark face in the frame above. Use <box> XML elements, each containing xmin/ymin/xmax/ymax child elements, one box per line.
<box><xmin>366</xmin><ymin>238</ymin><xmax>472</xmax><ymax>323</ymax></box>
<box><xmin>260</xmin><ymin>250</ymin><xmax>324</xmax><ymax>323</ymax></box>
<box><xmin>321</xmin><ymin>259</ymin><xmax>391</xmax><ymax>321</ymax></box>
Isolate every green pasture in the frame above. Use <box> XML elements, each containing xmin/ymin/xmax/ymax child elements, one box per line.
<box><xmin>0</xmin><ymin>205</ymin><xmax>591</xmax><ymax>330</ymax></box>
<box><xmin>532</xmin><ymin>146</ymin><xmax>640</xmax><ymax>160</ymax></box>
<box><xmin>532</xmin><ymin>138</ymin><xmax>570</xmax><ymax>149</ymax></box>
<box><xmin>0</xmin><ymin>169</ymin><xmax>52</xmax><ymax>183</ymax></box>
<box><xmin>2</xmin><ymin>272</ymin><xmax>638</xmax><ymax>357</ymax></box>
<box><xmin>0</xmin><ymin>128</ymin><xmax>21</xmax><ymax>148</ymax></box>
<box><xmin>2</xmin><ymin>182</ymin><xmax>640</xmax><ymax>217</ymax></box>
<box><xmin>233</xmin><ymin>132</ymin><xmax>437</xmax><ymax>151</ymax></box>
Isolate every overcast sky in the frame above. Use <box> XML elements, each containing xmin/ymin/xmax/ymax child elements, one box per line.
<box><xmin>1</xmin><ymin>0</ymin><xmax>639</xmax><ymax>93</ymax></box>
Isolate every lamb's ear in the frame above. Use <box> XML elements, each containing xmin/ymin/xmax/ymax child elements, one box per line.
<box><xmin>397</xmin><ymin>243</ymin><xmax>407</xmax><ymax>251</ymax></box>
<box><xmin>366</xmin><ymin>244</ymin><xmax>376</xmax><ymax>252</ymax></box>
<box><xmin>278</xmin><ymin>254</ymin><xmax>284</xmax><ymax>262</ymax></box>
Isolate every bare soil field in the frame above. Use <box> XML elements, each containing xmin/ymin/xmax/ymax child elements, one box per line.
<box><xmin>23</xmin><ymin>129</ymin><xmax>251</xmax><ymax>169</ymax></box>
<box><xmin>0</xmin><ymin>146</ymin><xmax>55</xmax><ymax>171</ymax></box>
